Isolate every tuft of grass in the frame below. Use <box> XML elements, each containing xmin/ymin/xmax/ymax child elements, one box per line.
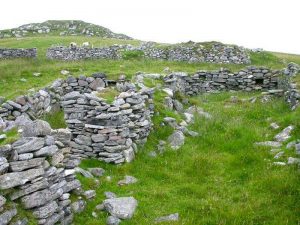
<box><xmin>0</xmin><ymin>128</ymin><xmax>19</xmax><ymax>146</ymax></box>
<box><xmin>97</xmin><ymin>88</ymin><xmax>120</xmax><ymax>104</ymax></box>
<box><xmin>42</xmin><ymin>110</ymin><xmax>66</xmax><ymax>129</ymax></box>
<box><xmin>122</xmin><ymin>50</ymin><xmax>144</xmax><ymax>60</ymax></box>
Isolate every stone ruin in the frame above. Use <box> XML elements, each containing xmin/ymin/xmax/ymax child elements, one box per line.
<box><xmin>0</xmin><ymin>63</ymin><xmax>299</xmax><ymax>224</ymax></box>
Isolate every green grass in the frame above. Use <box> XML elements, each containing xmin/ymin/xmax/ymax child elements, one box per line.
<box><xmin>0</xmin><ymin>128</ymin><xmax>19</xmax><ymax>146</ymax></box>
<box><xmin>97</xmin><ymin>88</ymin><xmax>120</xmax><ymax>104</ymax></box>
<box><xmin>74</xmin><ymin>92</ymin><xmax>300</xmax><ymax>225</ymax></box>
<box><xmin>42</xmin><ymin>110</ymin><xmax>66</xmax><ymax>129</ymax></box>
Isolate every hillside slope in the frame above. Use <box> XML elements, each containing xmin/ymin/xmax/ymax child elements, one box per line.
<box><xmin>0</xmin><ymin>20</ymin><xmax>132</xmax><ymax>40</ymax></box>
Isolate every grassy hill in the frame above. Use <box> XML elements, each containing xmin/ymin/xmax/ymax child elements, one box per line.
<box><xmin>0</xmin><ymin>20</ymin><xmax>132</xmax><ymax>39</ymax></box>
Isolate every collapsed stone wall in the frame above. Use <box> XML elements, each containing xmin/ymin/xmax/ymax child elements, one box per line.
<box><xmin>0</xmin><ymin>48</ymin><xmax>37</xmax><ymax>59</ymax></box>
<box><xmin>163</xmin><ymin>66</ymin><xmax>281</xmax><ymax>95</ymax></box>
<box><xmin>0</xmin><ymin>120</ymin><xmax>81</xmax><ymax>225</ymax></box>
<box><xmin>62</xmin><ymin>88</ymin><xmax>154</xmax><ymax>164</ymax></box>
<box><xmin>46</xmin><ymin>42</ymin><xmax>250</xmax><ymax>64</ymax></box>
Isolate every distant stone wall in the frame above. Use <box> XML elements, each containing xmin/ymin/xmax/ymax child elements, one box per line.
<box><xmin>46</xmin><ymin>42</ymin><xmax>251</xmax><ymax>64</ymax></box>
<box><xmin>62</xmin><ymin>88</ymin><xmax>154</xmax><ymax>164</ymax></box>
<box><xmin>47</xmin><ymin>46</ymin><xmax>122</xmax><ymax>60</ymax></box>
<box><xmin>283</xmin><ymin>63</ymin><xmax>300</xmax><ymax>110</ymax></box>
<box><xmin>0</xmin><ymin>48</ymin><xmax>37</xmax><ymax>59</ymax></box>
<box><xmin>0</xmin><ymin>120</ymin><xmax>80</xmax><ymax>225</ymax></box>
<box><xmin>164</xmin><ymin>67</ymin><xmax>281</xmax><ymax>95</ymax></box>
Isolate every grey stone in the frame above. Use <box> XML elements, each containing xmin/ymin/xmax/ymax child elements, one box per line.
<box><xmin>12</xmin><ymin>137</ymin><xmax>45</xmax><ymax>154</ymax></box>
<box><xmin>34</xmin><ymin>145</ymin><xmax>58</xmax><ymax>157</ymax></box>
<box><xmin>32</xmin><ymin>201</ymin><xmax>58</xmax><ymax>219</ymax></box>
<box><xmin>21</xmin><ymin>188</ymin><xmax>63</xmax><ymax>209</ymax></box>
<box><xmin>0</xmin><ymin>145</ymin><xmax>12</xmax><ymax>158</ymax></box>
<box><xmin>88</xmin><ymin>168</ymin><xmax>105</xmax><ymax>177</ymax></box>
<box><xmin>103</xmin><ymin>197</ymin><xmax>138</xmax><ymax>219</ymax></box>
<box><xmin>0</xmin><ymin>195</ymin><xmax>6</xmax><ymax>208</ymax></box>
<box><xmin>274</xmin><ymin>125</ymin><xmax>294</xmax><ymax>142</ymax></box>
<box><xmin>107</xmin><ymin>215</ymin><xmax>121</xmax><ymax>225</ymax></box>
<box><xmin>287</xmin><ymin>157</ymin><xmax>300</xmax><ymax>165</ymax></box>
<box><xmin>9</xmin><ymin>158</ymin><xmax>45</xmax><ymax>172</ymax></box>
<box><xmin>168</xmin><ymin>131</ymin><xmax>185</xmax><ymax>150</ymax></box>
<box><xmin>270</xmin><ymin>122</ymin><xmax>280</xmax><ymax>130</ymax></box>
<box><xmin>0</xmin><ymin>157</ymin><xmax>9</xmax><ymax>174</ymax></box>
<box><xmin>75</xmin><ymin>167</ymin><xmax>94</xmax><ymax>178</ymax></box>
<box><xmin>0</xmin><ymin>208</ymin><xmax>17</xmax><ymax>225</ymax></box>
<box><xmin>0</xmin><ymin>168</ymin><xmax>44</xmax><ymax>189</ymax></box>
<box><xmin>22</xmin><ymin>120</ymin><xmax>51</xmax><ymax>137</ymax></box>
<box><xmin>71</xmin><ymin>200</ymin><xmax>86</xmax><ymax>213</ymax></box>
<box><xmin>118</xmin><ymin>175</ymin><xmax>138</xmax><ymax>186</ymax></box>
<box><xmin>254</xmin><ymin>141</ymin><xmax>282</xmax><ymax>148</ymax></box>
<box><xmin>18</xmin><ymin>153</ymin><xmax>34</xmax><ymax>161</ymax></box>
<box><xmin>104</xmin><ymin>192</ymin><xmax>117</xmax><ymax>199</ymax></box>
<box><xmin>10</xmin><ymin>179</ymin><xmax>49</xmax><ymax>200</ymax></box>
<box><xmin>83</xmin><ymin>190</ymin><xmax>96</xmax><ymax>199</ymax></box>
<box><xmin>155</xmin><ymin>213</ymin><xmax>179</xmax><ymax>223</ymax></box>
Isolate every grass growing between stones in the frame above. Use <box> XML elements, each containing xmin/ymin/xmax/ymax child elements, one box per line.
<box><xmin>74</xmin><ymin>92</ymin><xmax>300</xmax><ymax>225</ymax></box>
<box><xmin>0</xmin><ymin>128</ymin><xmax>19</xmax><ymax>146</ymax></box>
<box><xmin>97</xmin><ymin>88</ymin><xmax>120</xmax><ymax>104</ymax></box>
<box><xmin>42</xmin><ymin>110</ymin><xmax>67</xmax><ymax>129</ymax></box>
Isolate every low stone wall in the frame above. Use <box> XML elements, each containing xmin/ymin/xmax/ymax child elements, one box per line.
<box><xmin>47</xmin><ymin>46</ymin><xmax>122</xmax><ymax>60</ymax></box>
<box><xmin>0</xmin><ymin>74</ymin><xmax>107</xmax><ymax>121</ymax></box>
<box><xmin>283</xmin><ymin>63</ymin><xmax>300</xmax><ymax>110</ymax></box>
<box><xmin>0</xmin><ymin>120</ymin><xmax>80</xmax><ymax>225</ymax></box>
<box><xmin>46</xmin><ymin>42</ymin><xmax>250</xmax><ymax>64</ymax></box>
<box><xmin>163</xmin><ymin>67</ymin><xmax>281</xmax><ymax>95</ymax></box>
<box><xmin>62</xmin><ymin>88</ymin><xmax>154</xmax><ymax>164</ymax></box>
<box><xmin>0</xmin><ymin>48</ymin><xmax>37</xmax><ymax>59</ymax></box>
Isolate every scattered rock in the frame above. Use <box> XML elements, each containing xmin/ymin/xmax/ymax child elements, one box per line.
<box><xmin>168</xmin><ymin>131</ymin><xmax>185</xmax><ymax>150</ymax></box>
<box><xmin>274</xmin><ymin>151</ymin><xmax>284</xmax><ymax>159</ymax></box>
<box><xmin>270</xmin><ymin>122</ymin><xmax>280</xmax><ymax>130</ymax></box>
<box><xmin>273</xmin><ymin>162</ymin><xmax>286</xmax><ymax>166</ymax></box>
<box><xmin>71</xmin><ymin>200</ymin><xmax>86</xmax><ymax>213</ymax></box>
<box><xmin>118</xmin><ymin>176</ymin><xmax>138</xmax><ymax>186</ymax></box>
<box><xmin>274</xmin><ymin>125</ymin><xmax>294</xmax><ymax>142</ymax></box>
<box><xmin>88</xmin><ymin>168</ymin><xmax>105</xmax><ymax>177</ymax></box>
<box><xmin>287</xmin><ymin>157</ymin><xmax>300</xmax><ymax>165</ymax></box>
<box><xmin>254</xmin><ymin>141</ymin><xmax>282</xmax><ymax>148</ymax></box>
<box><xmin>103</xmin><ymin>197</ymin><xmax>138</xmax><ymax>219</ymax></box>
<box><xmin>83</xmin><ymin>190</ymin><xmax>96</xmax><ymax>199</ymax></box>
<box><xmin>105</xmin><ymin>192</ymin><xmax>117</xmax><ymax>199</ymax></box>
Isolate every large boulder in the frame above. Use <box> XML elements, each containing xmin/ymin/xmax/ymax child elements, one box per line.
<box><xmin>103</xmin><ymin>197</ymin><xmax>138</xmax><ymax>219</ymax></box>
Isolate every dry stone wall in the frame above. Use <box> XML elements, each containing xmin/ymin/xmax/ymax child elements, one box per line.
<box><xmin>163</xmin><ymin>67</ymin><xmax>281</xmax><ymax>95</ymax></box>
<box><xmin>0</xmin><ymin>74</ymin><xmax>107</xmax><ymax>121</ymax></box>
<box><xmin>62</xmin><ymin>88</ymin><xmax>154</xmax><ymax>164</ymax></box>
<box><xmin>46</xmin><ymin>42</ymin><xmax>250</xmax><ymax>64</ymax></box>
<box><xmin>0</xmin><ymin>120</ymin><xmax>81</xmax><ymax>225</ymax></box>
<box><xmin>0</xmin><ymin>48</ymin><xmax>37</xmax><ymax>59</ymax></box>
